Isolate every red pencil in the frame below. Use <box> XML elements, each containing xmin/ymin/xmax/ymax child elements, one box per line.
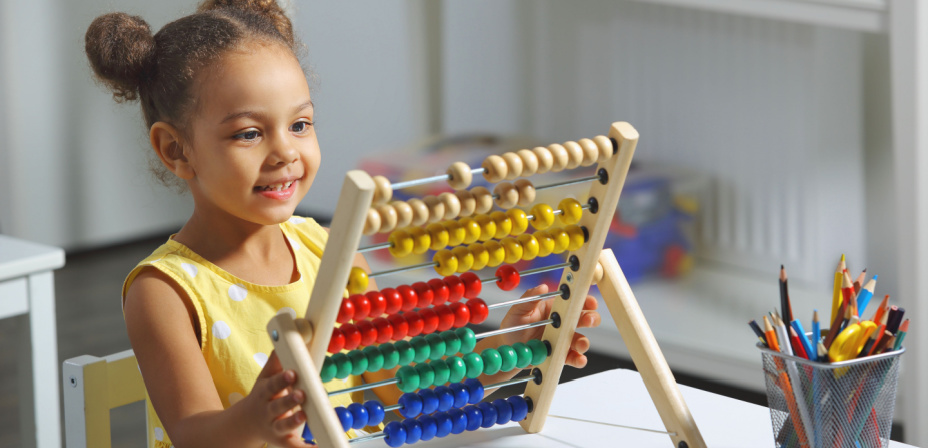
<box><xmin>789</xmin><ymin>327</ymin><xmax>809</xmax><ymax>359</ymax></box>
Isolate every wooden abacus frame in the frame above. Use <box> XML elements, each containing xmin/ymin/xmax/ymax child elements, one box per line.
<box><xmin>267</xmin><ymin>122</ymin><xmax>706</xmax><ymax>448</ymax></box>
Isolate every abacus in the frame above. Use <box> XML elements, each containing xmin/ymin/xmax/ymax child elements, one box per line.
<box><xmin>266</xmin><ymin>122</ymin><xmax>707</xmax><ymax>448</ymax></box>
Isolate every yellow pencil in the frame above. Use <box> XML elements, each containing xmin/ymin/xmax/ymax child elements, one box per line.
<box><xmin>832</xmin><ymin>254</ymin><xmax>845</xmax><ymax>323</ymax></box>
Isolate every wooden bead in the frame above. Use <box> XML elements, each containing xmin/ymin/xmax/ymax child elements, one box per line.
<box><xmin>516</xmin><ymin>234</ymin><xmax>539</xmax><ymax>261</ymax></box>
<box><xmin>347</xmin><ymin>266</ymin><xmax>369</xmax><ymax>295</ymax></box>
<box><xmin>406</xmin><ymin>198</ymin><xmax>430</xmax><ymax>227</ymax></box>
<box><xmin>514</xmin><ymin>179</ymin><xmax>535</xmax><ymax>207</ymax></box>
<box><xmin>376</xmin><ymin>204</ymin><xmax>398</xmax><ymax>233</ymax></box>
<box><xmin>474</xmin><ymin>214</ymin><xmax>497</xmax><ymax>242</ymax></box>
<box><xmin>500</xmin><ymin>237</ymin><xmax>523</xmax><ymax>264</ymax></box>
<box><xmin>444</xmin><ymin>221</ymin><xmax>466</xmax><ymax>247</ymax></box>
<box><xmin>592</xmin><ymin>260</ymin><xmax>604</xmax><ymax>285</ymax></box>
<box><xmin>530</xmin><ymin>203</ymin><xmax>555</xmax><ymax>230</ymax></box>
<box><xmin>459</xmin><ymin>217</ymin><xmax>482</xmax><ymax>244</ymax></box>
<box><xmin>563</xmin><ymin>141</ymin><xmax>584</xmax><ymax>169</ymax></box>
<box><xmin>516</xmin><ymin>149</ymin><xmax>539</xmax><ymax>177</ymax></box>
<box><xmin>455</xmin><ymin>190</ymin><xmax>477</xmax><ymax>217</ymax></box>
<box><xmin>363</xmin><ymin>208</ymin><xmax>381</xmax><ymax>235</ymax></box>
<box><xmin>439</xmin><ymin>192</ymin><xmax>462</xmax><ymax>220</ymax></box>
<box><xmin>501</xmin><ymin>152</ymin><xmax>523</xmax><ymax>180</ymax></box>
<box><xmin>481</xmin><ymin>155</ymin><xmax>508</xmax><ymax>183</ymax></box>
<box><xmin>482</xmin><ymin>240</ymin><xmax>505</xmax><ymax>267</ymax></box>
<box><xmin>506</xmin><ymin>208</ymin><xmax>529</xmax><ymax>235</ymax></box>
<box><xmin>392</xmin><ymin>201</ymin><xmax>414</xmax><ymax>228</ymax></box>
<box><xmin>565</xmin><ymin>224</ymin><xmax>585</xmax><ymax>251</ymax></box>
<box><xmin>550</xmin><ymin>227</ymin><xmax>570</xmax><ymax>254</ymax></box>
<box><xmin>371</xmin><ymin>175</ymin><xmax>393</xmax><ymax>206</ymax></box>
<box><xmin>534</xmin><ymin>230</ymin><xmax>555</xmax><ymax>257</ymax></box>
<box><xmin>408</xmin><ymin>226</ymin><xmax>431</xmax><ymax>255</ymax></box>
<box><xmin>451</xmin><ymin>246</ymin><xmax>474</xmax><ymax>273</ymax></box>
<box><xmin>558</xmin><ymin>197</ymin><xmax>583</xmax><ymax>225</ymax></box>
<box><xmin>468</xmin><ymin>243</ymin><xmax>489</xmax><ymax>270</ymax></box>
<box><xmin>531</xmin><ymin>146</ymin><xmax>554</xmax><ymax>174</ymax></box>
<box><xmin>447</xmin><ymin>161</ymin><xmax>474</xmax><ymax>190</ymax></box>
<box><xmin>493</xmin><ymin>182</ymin><xmax>519</xmax><ymax>209</ymax></box>
<box><xmin>547</xmin><ymin>144</ymin><xmax>569</xmax><ymax>172</ymax></box>
<box><xmin>426</xmin><ymin>222</ymin><xmax>450</xmax><ymax>250</ymax></box>
<box><xmin>433</xmin><ymin>250</ymin><xmax>459</xmax><ymax>277</ymax></box>
<box><xmin>578</xmin><ymin>138</ymin><xmax>600</xmax><ymax>166</ymax></box>
<box><xmin>470</xmin><ymin>186</ymin><xmax>494</xmax><ymax>215</ymax></box>
<box><xmin>490</xmin><ymin>211</ymin><xmax>512</xmax><ymax>239</ymax></box>
<box><xmin>388</xmin><ymin>229</ymin><xmax>414</xmax><ymax>258</ymax></box>
<box><xmin>593</xmin><ymin>135</ymin><xmax>613</xmax><ymax>162</ymax></box>
<box><xmin>423</xmin><ymin>195</ymin><xmax>445</xmax><ymax>223</ymax></box>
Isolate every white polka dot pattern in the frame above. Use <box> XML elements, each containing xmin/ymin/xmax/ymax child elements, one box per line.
<box><xmin>253</xmin><ymin>352</ymin><xmax>268</xmax><ymax>368</ymax></box>
<box><xmin>181</xmin><ymin>263</ymin><xmax>198</xmax><ymax>277</ymax></box>
<box><xmin>154</xmin><ymin>427</ymin><xmax>164</xmax><ymax>441</ymax></box>
<box><xmin>288</xmin><ymin>216</ymin><xmax>306</xmax><ymax>224</ymax></box>
<box><xmin>212</xmin><ymin>321</ymin><xmax>231</xmax><ymax>340</ymax></box>
<box><xmin>288</xmin><ymin>237</ymin><xmax>300</xmax><ymax>250</ymax></box>
<box><xmin>277</xmin><ymin>307</ymin><xmax>297</xmax><ymax>319</ymax></box>
<box><xmin>228</xmin><ymin>283</ymin><xmax>248</xmax><ymax>302</ymax></box>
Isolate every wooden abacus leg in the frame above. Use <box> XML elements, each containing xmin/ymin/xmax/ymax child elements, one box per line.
<box><xmin>597</xmin><ymin>249</ymin><xmax>707</xmax><ymax>448</ymax></box>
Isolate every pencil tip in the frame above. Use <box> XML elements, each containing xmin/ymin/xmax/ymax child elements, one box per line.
<box><xmin>873</xmin><ymin>274</ymin><xmax>878</xmax><ymax>280</ymax></box>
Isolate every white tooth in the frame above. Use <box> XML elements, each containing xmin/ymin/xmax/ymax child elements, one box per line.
<box><xmin>276</xmin><ymin>184</ymin><xmax>283</xmax><ymax>191</ymax></box>
<box><xmin>285</xmin><ymin>181</ymin><xmax>293</xmax><ymax>188</ymax></box>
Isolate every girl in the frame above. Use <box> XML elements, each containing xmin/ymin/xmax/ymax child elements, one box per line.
<box><xmin>85</xmin><ymin>1</ymin><xmax>600</xmax><ymax>447</ymax></box>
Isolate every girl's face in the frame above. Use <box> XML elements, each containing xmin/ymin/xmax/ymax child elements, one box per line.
<box><xmin>183</xmin><ymin>42</ymin><xmax>320</xmax><ymax>226</ymax></box>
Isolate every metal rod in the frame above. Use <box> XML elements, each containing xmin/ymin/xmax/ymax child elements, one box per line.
<box><xmin>475</xmin><ymin>319</ymin><xmax>554</xmax><ymax>339</ymax></box>
<box><xmin>535</xmin><ymin>174</ymin><xmax>600</xmax><ymax>191</ymax></box>
<box><xmin>369</xmin><ymin>261</ymin><xmax>437</xmax><ymax>278</ymax></box>
<box><xmin>479</xmin><ymin>261</ymin><xmax>571</xmax><ymax>284</ymax></box>
<box><xmin>391</xmin><ymin>167</ymin><xmax>486</xmax><ymax>190</ymax></box>
<box><xmin>547</xmin><ymin>414</ymin><xmax>677</xmax><ymax>436</ymax></box>
<box><xmin>487</xmin><ymin>291</ymin><xmax>562</xmax><ymax>310</ymax></box>
<box><xmin>357</xmin><ymin>242</ymin><xmax>391</xmax><ymax>254</ymax></box>
<box><xmin>349</xmin><ymin>433</ymin><xmax>387</xmax><ymax>444</ymax></box>
<box><xmin>328</xmin><ymin>377</ymin><xmax>399</xmax><ymax>397</ymax></box>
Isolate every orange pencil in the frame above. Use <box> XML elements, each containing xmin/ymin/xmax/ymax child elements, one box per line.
<box><xmin>764</xmin><ymin>315</ymin><xmax>779</xmax><ymax>351</ymax></box>
<box><xmin>869</xmin><ymin>295</ymin><xmax>889</xmax><ymax>323</ymax></box>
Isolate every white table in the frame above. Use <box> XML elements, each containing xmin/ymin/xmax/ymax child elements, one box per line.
<box><xmin>0</xmin><ymin>235</ymin><xmax>65</xmax><ymax>448</ymax></box>
<box><xmin>406</xmin><ymin>369</ymin><xmax>918</xmax><ymax>448</ymax></box>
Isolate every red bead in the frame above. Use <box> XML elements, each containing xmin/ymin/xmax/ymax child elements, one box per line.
<box><xmin>428</xmin><ymin>278</ymin><xmax>450</xmax><ymax>306</ymax></box>
<box><xmin>328</xmin><ymin>328</ymin><xmax>346</xmax><ymax>353</ymax></box>
<box><xmin>419</xmin><ymin>307</ymin><xmax>440</xmax><ymax>335</ymax></box>
<box><xmin>466</xmin><ymin>298</ymin><xmax>489</xmax><ymax>325</ymax></box>
<box><xmin>397</xmin><ymin>285</ymin><xmax>418</xmax><ymax>312</ymax></box>
<box><xmin>356</xmin><ymin>319</ymin><xmax>378</xmax><ymax>347</ymax></box>
<box><xmin>366</xmin><ymin>291</ymin><xmax>387</xmax><ymax>318</ymax></box>
<box><xmin>460</xmin><ymin>272</ymin><xmax>482</xmax><ymax>299</ymax></box>
<box><xmin>443</xmin><ymin>276</ymin><xmax>465</xmax><ymax>303</ymax></box>
<box><xmin>450</xmin><ymin>302</ymin><xmax>471</xmax><ymax>328</ymax></box>
<box><xmin>372</xmin><ymin>317</ymin><xmax>394</xmax><ymax>344</ymax></box>
<box><xmin>337</xmin><ymin>298</ymin><xmax>355</xmax><ymax>324</ymax></box>
<box><xmin>405</xmin><ymin>312</ymin><xmax>424</xmax><ymax>337</ymax></box>
<box><xmin>412</xmin><ymin>282</ymin><xmax>434</xmax><ymax>308</ymax></box>
<box><xmin>381</xmin><ymin>288</ymin><xmax>404</xmax><ymax>315</ymax></box>
<box><xmin>434</xmin><ymin>305</ymin><xmax>455</xmax><ymax>332</ymax></box>
<box><xmin>341</xmin><ymin>323</ymin><xmax>361</xmax><ymax>351</ymax></box>
<box><xmin>351</xmin><ymin>294</ymin><xmax>372</xmax><ymax>321</ymax></box>
<box><xmin>388</xmin><ymin>313</ymin><xmax>409</xmax><ymax>341</ymax></box>
<box><xmin>495</xmin><ymin>265</ymin><xmax>520</xmax><ymax>291</ymax></box>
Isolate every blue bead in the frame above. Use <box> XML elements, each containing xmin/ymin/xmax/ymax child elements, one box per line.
<box><xmin>398</xmin><ymin>392</ymin><xmax>423</xmax><ymax>418</ymax></box>
<box><xmin>365</xmin><ymin>400</ymin><xmax>386</xmax><ymax>426</ymax></box>
<box><xmin>433</xmin><ymin>412</ymin><xmax>453</xmax><ymax>438</ymax></box>
<box><xmin>402</xmin><ymin>418</ymin><xmax>423</xmax><ymax>445</ymax></box>
<box><xmin>449</xmin><ymin>382</ymin><xmax>470</xmax><ymax>408</ymax></box>
<box><xmin>508</xmin><ymin>396</ymin><xmax>529</xmax><ymax>422</ymax></box>
<box><xmin>433</xmin><ymin>385</ymin><xmax>455</xmax><ymax>412</ymax></box>
<box><xmin>334</xmin><ymin>406</ymin><xmax>353</xmax><ymax>432</ymax></box>
<box><xmin>418</xmin><ymin>414</ymin><xmax>438</xmax><ymax>441</ymax></box>
<box><xmin>463</xmin><ymin>405</ymin><xmax>483</xmax><ymax>431</ymax></box>
<box><xmin>419</xmin><ymin>388</ymin><xmax>440</xmax><ymax>415</ymax></box>
<box><xmin>348</xmin><ymin>402</ymin><xmax>369</xmax><ymax>429</ymax></box>
<box><xmin>301</xmin><ymin>423</ymin><xmax>313</xmax><ymax>442</ymax></box>
<box><xmin>492</xmin><ymin>398</ymin><xmax>512</xmax><ymax>425</ymax></box>
<box><xmin>384</xmin><ymin>421</ymin><xmax>407</xmax><ymax>448</ymax></box>
<box><xmin>463</xmin><ymin>378</ymin><xmax>485</xmax><ymax>404</ymax></box>
<box><xmin>448</xmin><ymin>408</ymin><xmax>468</xmax><ymax>434</ymax></box>
<box><xmin>477</xmin><ymin>402</ymin><xmax>497</xmax><ymax>428</ymax></box>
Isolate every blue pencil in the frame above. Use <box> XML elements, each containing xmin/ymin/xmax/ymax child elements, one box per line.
<box><xmin>812</xmin><ymin>310</ymin><xmax>820</xmax><ymax>347</ymax></box>
<box><xmin>791</xmin><ymin>319</ymin><xmax>815</xmax><ymax>364</ymax></box>
<box><xmin>856</xmin><ymin>275</ymin><xmax>877</xmax><ymax>318</ymax></box>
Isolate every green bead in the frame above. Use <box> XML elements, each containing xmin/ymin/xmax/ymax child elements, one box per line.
<box><xmin>321</xmin><ymin>356</ymin><xmax>337</xmax><ymax>383</ymax></box>
<box><xmin>411</xmin><ymin>336</ymin><xmax>431</xmax><ymax>363</ymax></box>
<box><xmin>363</xmin><ymin>345</ymin><xmax>384</xmax><ymax>373</ymax></box>
<box><xmin>463</xmin><ymin>352</ymin><xmax>484</xmax><ymax>379</ymax></box>
<box><xmin>396</xmin><ymin>365</ymin><xmax>420</xmax><ymax>393</ymax></box>
<box><xmin>441</xmin><ymin>330</ymin><xmax>461</xmax><ymax>356</ymax></box>
<box><xmin>481</xmin><ymin>348</ymin><xmax>503</xmax><ymax>375</ymax></box>
<box><xmin>415</xmin><ymin>362</ymin><xmax>436</xmax><ymax>389</ymax></box>
<box><xmin>528</xmin><ymin>339</ymin><xmax>548</xmax><ymax>366</ymax></box>
<box><xmin>447</xmin><ymin>356</ymin><xmax>467</xmax><ymax>383</ymax></box>
<box><xmin>348</xmin><ymin>349</ymin><xmax>369</xmax><ymax>376</ymax></box>
<box><xmin>380</xmin><ymin>343</ymin><xmax>400</xmax><ymax>370</ymax></box>
<box><xmin>425</xmin><ymin>333</ymin><xmax>446</xmax><ymax>361</ymax></box>
<box><xmin>332</xmin><ymin>353</ymin><xmax>352</xmax><ymax>379</ymax></box>
<box><xmin>512</xmin><ymin>342</ymin><xmax>532</xmax><ymax>369</ymax></box>
<box><xmin>430</xmin><ymin>359</ymin><xmax>451</xmax><ymax>386</ymax></box>
<box><xmin>395</xmin><ymin>340</ymin><xmax>415</xmax><ymax>367</ymax></box>
<box><xmin>455</xmin><ymin>327</ymin><xmax>477</xmax><ymax>354</ymax></box>
<box><xmin>497</xmin><ymin>345</ymin><xmax>517</xmax><ymax>372</ymax></box>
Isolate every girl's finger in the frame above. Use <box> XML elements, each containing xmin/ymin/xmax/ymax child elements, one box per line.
<box><xmin>261</xmin><ymin>370</ymin><xmax>296</xmax><ymax>401</ymax></box>
<box><xmin>269</xmin><ymin>388</ymin><xmax>304</xmax><ymax>420</ymax></box>
<box><xmin>257</xmin><ymin>351</ymin><xmax>283</xmax><ymax>379</ymax></box>
<box><xmin>565</xmin><ymin>349</ymin><xmax>588</xmax><ymax>368</ymax></box>
<box><xmin>272</xmin><ymin>409</ymin><xmax>307</xmax><ymax>437</ymax></box>
<box><xmin>578</xmin><ymin>309</ymin><xmax>601</xmax><ymax>328</ymax></box>
<box><xmin>570</xmin><ymin>332</ymin><xmax>590</xmax><ymax>354</ymax></box>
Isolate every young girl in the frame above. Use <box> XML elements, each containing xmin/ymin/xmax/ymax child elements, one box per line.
<box><xmin>85</xmin><ymin>1</ymin><xmax>600</xmax><ymax>447</ymax></box>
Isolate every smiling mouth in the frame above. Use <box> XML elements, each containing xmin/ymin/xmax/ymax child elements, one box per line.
<box><xmin>255</xmin><ymin>180</ymin><xmax>295</xmax><ymax>192</ymax></box>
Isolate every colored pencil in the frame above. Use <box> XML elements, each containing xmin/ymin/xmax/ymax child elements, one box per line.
<box><xmin>842</xmin><ymin>270</ymin><xmax>857</xmax><ymax>317</ymax></box>
<box><xmin>853</xmin><ymin>268</ymin><xmax>866</xmax><ymax>294</ymax></box>
<box><xmin>870</xmin><ymin>295</ymin><xmax>889</xmax><ymax>324</ymax></box>
<box><xmin>749</xmin><ymin>319</ymin><xmax>767</xmax><ymax>346</ymax></box>
<box><xmin>872</xmin><ymin>331</ymin><xmax>894</xmax><ymax>354</ymax></box>
<box><xmin>893</xmin><ymin>319</ymin><xmax>909</xmax><ymax>351</ymax></box>
<box><xmin>789</xmin><ymin>327</ymin><xmax>809</xmax><ymax>359</ymax></box>
<box><xmin>886</xmin><ymin>306</ymin><xmax>905</xmax><ymax>335</ymax></box>
<box><xmin>780</xmin><ymin>265</ymin><xmax>794</xmax><ymax>326</ymax></box>
<box><xmin>811</xmin><ymin>310</ymin><xmax>820</xmax><ymax>345</ymax></box>
<box><xmin>832</xmin><ymin>255</ymin><xmax>845</xmax><ymax>323</ymax></box>
<box><xmin>856</xmin><ymin>275</ymin><xmax>877</xmax><ymax>318</ymax></box>
<box><xmin>791</xmin><ymin>319</ymin><xmax>815</xmax><ymax>362</ymax></box>
<box><xmin>858</xmin><ymin>331</ymin><xmax>878</xmax><ymax>359</ymax></box>
<box><xmin>764</xmin><ymin>315</ymin><xmax>779</xmax><ymax>351</ymax></box>
<box><xmin>824</xmin><ymin>300</ymin><xmax>847</xmax><ymax>349</ymax></box>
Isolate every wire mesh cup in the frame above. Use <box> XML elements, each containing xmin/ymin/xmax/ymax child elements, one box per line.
<box><xmin>758</xmin><ymin>342</ymin><xmax>904</xmax><ymax>448</ymax></box>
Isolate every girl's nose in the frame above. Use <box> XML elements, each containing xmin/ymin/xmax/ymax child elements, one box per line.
<box><xmin>269</xmin><ymin>136</ymin><xmax>299</xmax><ymax>166</ymax></box>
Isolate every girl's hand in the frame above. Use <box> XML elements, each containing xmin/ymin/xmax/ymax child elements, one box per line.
<box><xmin>498</xmin><ymin>284</ymin><xmax>601</xmax><ymax>368</ymax></box>
<box><xmin>238</xmin><ymin>351</ymin><xmax>313</xmax><ymax>447</ymax></box>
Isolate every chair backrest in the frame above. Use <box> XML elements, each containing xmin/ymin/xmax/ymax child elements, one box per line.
<box><xmin>63</xmin><ymin>349</ymin><xmax>148</xmax><ymax>448</ymax></box>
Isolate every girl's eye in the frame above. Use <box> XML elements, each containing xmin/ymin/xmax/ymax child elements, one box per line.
<box><xmin>234</xmin><ymin>129</ymin><xmax>260</xmax><ymax>141</ymax></box>
<box><xmin>290</xmin><ymin>120</ymin><xmax>313</xmax><ymax>134</ymax></box>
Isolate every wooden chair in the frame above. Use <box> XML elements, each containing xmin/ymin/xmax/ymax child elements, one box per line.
<box><xmin>62</xmin><ymin>349</ymin><xmax>149</xmax><ymax>448</ymax></box>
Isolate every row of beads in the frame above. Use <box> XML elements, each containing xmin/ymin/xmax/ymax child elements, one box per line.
<box><xmin>481</xmin><ymin>136</ymin><xmax>614</xmax><ymax>183</ymax></box>
<box><xmin>395</xmin><ymin>339</ymin><xmax>549</xmax><ymax>393</ymax></box>
<box><xmin>328</xmin><ymin>298</ymin><xmax>488</xmax><ymax>354</ymax></box>
<box><xmin>340</xmin><ymin>274</ymin><xmax>481</xmax><ymax>323</ymax></box>
<box><xmin>365</xmin><ymin>186</ymin><xmax>494</xmax><ymax>235</ymax></box>
<box><xmin>301</xmin><ymin>399</ymin><xmax>388</xmax><ymax>442</ymax></box>
<box><xmin>397</xmin><ymin>378</ymin><xmax>484</xmax><ymax>418</ymax></box>
<box><xmin>322</xmin><ymin>328</ymin><xmax>478</xmax><ymax>382</ymax></box>
<box><xmin>382</xmin><ymin>397</ymin><xmax>530</xmax><ymax>447</ymax></box>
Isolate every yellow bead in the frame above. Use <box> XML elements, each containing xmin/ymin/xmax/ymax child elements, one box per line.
<box><xmin>565</xmin><ymin>225</ymin><xmax>586</xmax><ymax>251</ymax></box>
<box><xmin>483</xmin><ymin>240</ymin><xmax>506</xmax><ymax>267</ymax></box>
<box><xmin>444</xmin><ymin>221</ymin><xmax>466</xmax><ymax>247</ymax></box>
<box><xmin>433</xmin><ymin>250</ymin><xmax>459</xmax><ymax>276</ymax></box>
<box><xmin>558</xmin><ymin>197</ymin><xmax>583</xmax><ymax>225</ymax></box>
<box><xmin>408</xmin><ymin>226</ymin><xmax>431</xmax><ymax>255</ymax></box>
<box><xmin>427</xmin><ymin>222</ymin><xmax>450</xmax><ymax>250</ymax></box>
<box><xmin>468</xmin><ymin>243</ymin><xmax>489</xmax><ymax>270</ymax></box>
<box><xmin>534</xmin><ymin>230</ymin><xmax>555</xmax><ymax>257</ymax></box>
<box><xmin>490</xmin><ymin>211</ymin><xmax>512</xmax><ymax>239</ymax></box>
<box><xmin>550</xmin><ymin>227</ymin><xmax>570</xmax><ymax>254</ymax></box>
<box><xmin>388</xmin><ymin>229</ymin><xmax>414</xmax><ymax>258</ymax></box>
<box><xmin>474</xmin><ymin>214</ymin><xmax>497</xmax><ymax>242</ymax></box>
<box><xmin>530</xmin><ymin>203</ymin><xmax>556</xmax><ymax>230</ymax></box>
<box><xmin>451</xmin><ymin>246</ymin><xmax>474</xmax><ymax>273</ymax></box>
<box><xmin>517</xmin><ymin>234</ymin><xmax>539</xmax><ymax>261</ymax></box>
<box><xmin>459</xmin><ymin>218</ymin><xmax>482</xmax><ymax>244</ymax></box>
<box><xmin>506</xmin><ymin>208</ymin><xmax>529</xmax><ymax>235</ymax></box>
<box><xmin>500</xmin><ymin>237</ymin><xmax>523</xmax><ymax>264</ymax></box>
<box><xmin>347</xmin><ymin>266</ymin><xmax>368</xmax><ymax>295</ymax></box>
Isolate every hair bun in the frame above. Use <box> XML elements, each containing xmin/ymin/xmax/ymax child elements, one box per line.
<box><xmin>199</xmin><ymin>0</ymin><xmax>293</xmax><ymax>45</ymax></box>
<box><xmin>85</xmin><ymin>12</ymin><xmax>155</xmax><ymax>102</ymax></box>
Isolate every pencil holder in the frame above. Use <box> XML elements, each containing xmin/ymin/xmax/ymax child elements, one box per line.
<box><xmin>758</xmin><ymin>344</ymin><xmax>904</xmax><ymax>448</ymax></box>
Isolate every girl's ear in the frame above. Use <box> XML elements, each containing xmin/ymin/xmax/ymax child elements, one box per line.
<box><xmin>150</xmin><ymin>122</ymin><xmax>194</xmax><ymax>180</ymax></box>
